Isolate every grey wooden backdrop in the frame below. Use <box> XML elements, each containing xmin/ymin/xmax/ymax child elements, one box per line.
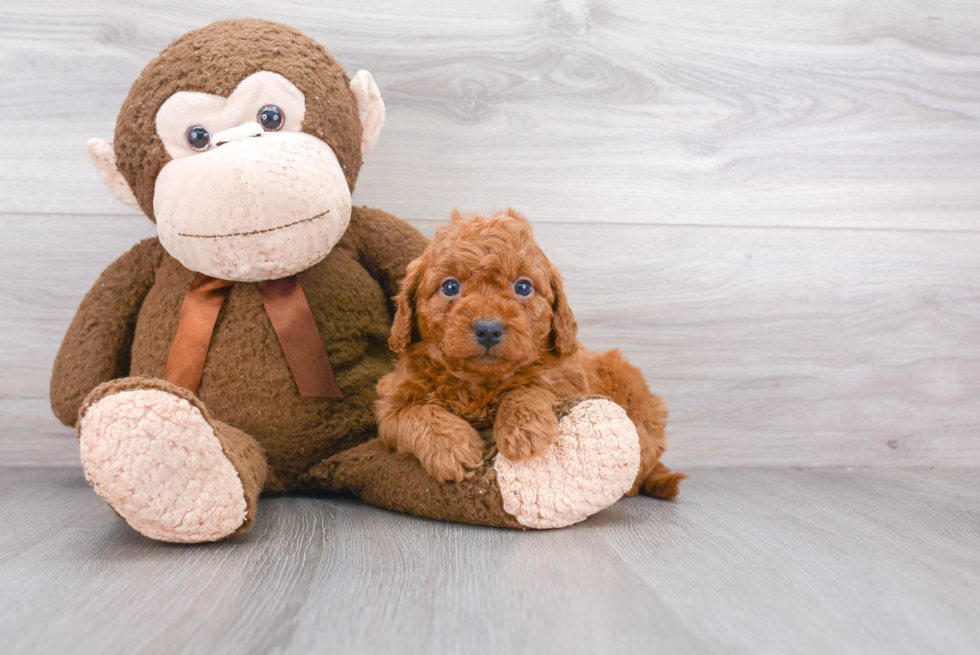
<box><xmin>1</xmin><ymin>0</ymin><xmax>978</xmax><ymax>468</ymax></box>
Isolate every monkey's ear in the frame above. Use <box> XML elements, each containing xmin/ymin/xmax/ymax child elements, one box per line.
<box><xmin>350</xmin><ymin>70</ymin><xmax>385</xmax><ymax>155</ymax></box>
<box><xmin>86</xmin><ymin>138</ymin><xmax>140</xmax><ymax>209</ymax></box>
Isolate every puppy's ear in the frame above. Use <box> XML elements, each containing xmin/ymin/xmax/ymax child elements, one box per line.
<box><xmin>389</xmin><ymin>255</ymin><xmax>425</xmax><ymax>355</ymax></box>
<box><xmin>550</xmin><ymin>265</ymin><xmax>579</xmax><ymax>356</ymax></box>
<box><xmin>502</xmin><ymin>207</ymin><xmax>530</xmax><ymax>226</ymax></box>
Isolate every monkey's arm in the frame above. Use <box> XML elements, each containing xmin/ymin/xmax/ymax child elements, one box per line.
<box><xmin>50</xmin><ymin>238</ymin><xmax>163</xmax><ymax>426</ymax></box>
<box><xmin>348</xmin><ymin>206</ymin><xmax>429</xmax><ymax>306</ymax></box>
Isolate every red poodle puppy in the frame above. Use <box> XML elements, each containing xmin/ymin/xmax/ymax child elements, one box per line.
<box><xmin>376</xmin><ymin>209</ymin><xmax>685</xmax><ymax>500</ymax></box>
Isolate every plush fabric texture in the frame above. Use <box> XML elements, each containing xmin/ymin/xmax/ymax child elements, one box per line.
<box><xmin>153</xmin><ymin>131</ymin><xmax>352</xmax><ymax>281</ymax></box>
<box><xmin>53</xmin><ymin>206</ymin><xmax>428</xmax><ymax>492</ymax></box>
<box><xmin>80</xmin><ymin>376</ymin><xmax>268</xmax><ymax>540</ymax></box>
<box><xmin>154</xmin><ymin>71</ymin><xmax>307</xmax><ymax>159</ymax></box>
<box><xmin>495</xmin><ymin>398</ymin><xmax>641</xmax><ymax>529</ymax></box>
<box><xmin>154</xmin><ymin>132</ymin><xmax>351</xmax><ymax>282</ymax></box>
<box><xmin>79</xmin><ymin>386</ymin><xmax>249</xmax><ymax>543</ymax></box>
<box><xmin>114</xmin><ymin>19</ymin><xmax>364</xmax><ymax>220</ymax></box>
<box><xmin>349</xmin><ymin>70</ymin><xmax>385</xmax><ymax>154</ymax></box>
<box><xmin>307</xmin><ymin>396</ymin><xmax>644</xmax><ymax>529</ymax></box>
<box><xmin>86</xmin><ymin>138</ymin><xmax>140</xmax><ymax>208</ymax></box>
<box><xmin>51</xmin><ymin>238</ymin><xmax>164</xmax><ymax>424</ymax></box>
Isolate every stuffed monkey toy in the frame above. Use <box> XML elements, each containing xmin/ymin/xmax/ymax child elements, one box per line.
<box><xmin>52</xmin><ymin>19</ymin><xmax>649</xmax><ymax>542</ymax></box>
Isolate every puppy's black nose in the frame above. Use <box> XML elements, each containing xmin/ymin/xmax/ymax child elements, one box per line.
<box><xmin>473</xmin><ymin>319</ymin><xmax>505</xmax><ymax>348</ymax></box>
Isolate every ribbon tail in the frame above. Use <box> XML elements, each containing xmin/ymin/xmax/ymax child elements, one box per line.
<box><xmin>258</xmin><ymin>277</ymin><xmax>343</xmax><ymax>399</ymax></box>
<box><xmin>165</xmin><ymin>273</ymin><xmax>235</xmax><ymax>395</ymax></box>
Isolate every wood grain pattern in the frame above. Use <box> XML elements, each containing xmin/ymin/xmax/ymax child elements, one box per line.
<box><xmin>3</xmin><ymin>215</ymin><xmax>978</xmax><ymax>467</ymax></box>
<box><xmin>1</xmin><ymin>1</ymin><xmax>978</xmax><ymax>229</ymax></box>
<box><xmin>1</xmin><ymin>1</ymin><xmax>979</xmax><ymax>467</ymax></box>
<box><xmin>1</xmin><ymin>467</ymin><xmax>978</xmax><ymax>654</ymax></box>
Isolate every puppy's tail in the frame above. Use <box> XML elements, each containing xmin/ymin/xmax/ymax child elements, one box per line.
<box><xmin>640</xmin><ymin>462</ymin><xmax>687</xmax><ymax>500</ymax></box>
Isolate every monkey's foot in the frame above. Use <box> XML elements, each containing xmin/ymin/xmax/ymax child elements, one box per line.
<box><xmin>78</xmin><ymin>379</ymin><xmax>252</xmax><ymax>543</ymax></box>
<box><xmin>494</xmin><ymin>397</ymin><xmax>641</xmax><ymax>529</ymax></box>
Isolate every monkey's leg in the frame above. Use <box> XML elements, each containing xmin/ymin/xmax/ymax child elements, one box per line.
<box><xmin>304</xmin><ymin>397</ymin><xmax>641</xmax><ymax>529</ymax></box>
<box><xmin>78</xmin><ymin>377</ymin><xmax>267</xmax><ymax>543</ymax></box>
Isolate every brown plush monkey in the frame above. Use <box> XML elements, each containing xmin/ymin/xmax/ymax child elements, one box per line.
<box><xmin>53</xmin><ymin>19</ymin><xmax>647</xmax><ymax>542</ymax></box>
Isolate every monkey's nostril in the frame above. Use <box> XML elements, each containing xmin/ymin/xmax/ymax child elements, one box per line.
<box><xmin>473</xmin><ymin>319</ymin><xmax>505</xmax><ymax>348</ymax></box>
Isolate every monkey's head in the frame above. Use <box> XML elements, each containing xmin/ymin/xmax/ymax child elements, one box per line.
<box><xmin>88</xmin><ymin>19</ymin><xmax>385</xmax><ymax>282</ymax></box>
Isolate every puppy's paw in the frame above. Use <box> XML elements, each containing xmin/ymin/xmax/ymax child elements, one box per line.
<box><xmin>494</xmin><ymin>410</ymin><xmax>560</xmax><ymax>461</ymax></box>
<box><xmin>415</xmin><ymin>416</ymin><xmax>486</xmax><ymax>483</ymax></box>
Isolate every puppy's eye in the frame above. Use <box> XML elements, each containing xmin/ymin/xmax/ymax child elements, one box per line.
<box><xmin>514</xmin><ymin>279</ymin><xmax>533</xmax><ymax>297</ymax></box>
<box><xmin>258</xmin><ymin>105</ymin><xmax>284</xmax><ymax>131</ymax></box>
<box><xmin>440</xmin><ymin>278</ymin><xmax>461</xmax><ymax>297</ymax></box>
<box><xmin>186</xmin><ymin>126</ymin><xmax>211</xmax><ymax>151</ymax></box>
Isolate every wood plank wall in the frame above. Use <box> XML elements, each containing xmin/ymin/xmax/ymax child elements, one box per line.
<box><xmin>1</xmin><ymin>0</ymin><xmax>978</xmax><ymax>467</ymax></box>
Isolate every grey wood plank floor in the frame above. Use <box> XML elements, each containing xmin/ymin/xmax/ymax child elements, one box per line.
<box><xmin>1</xmin><ymin>467</ymin><xmax>977</xmax><ymax>655</ymax></box>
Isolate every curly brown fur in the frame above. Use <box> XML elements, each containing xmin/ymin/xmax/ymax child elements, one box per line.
<box><xmin>377</xmin><ymin>209</ymin><xmax>685</xmax><ymax>497</ymax></box>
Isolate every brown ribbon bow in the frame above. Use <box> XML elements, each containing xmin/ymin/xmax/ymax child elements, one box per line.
<box><xmin>164</xmin><ymin>273</ymin><xmax>343</xmax><ymax>398</ymax></box>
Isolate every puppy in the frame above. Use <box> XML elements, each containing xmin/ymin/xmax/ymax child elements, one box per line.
<box><xmin>376</xmin><ymin>209</ymin><xmax>685</xmax><ymax>499</ymax></box>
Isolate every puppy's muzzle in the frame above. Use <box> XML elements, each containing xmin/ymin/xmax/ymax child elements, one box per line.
<box><xmin>473</xmin><ymin>319</ymin><xmax>505</xmax><ymax>349</ymax></box>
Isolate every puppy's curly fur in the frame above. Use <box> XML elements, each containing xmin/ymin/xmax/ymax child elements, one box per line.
<box><xmin>376</xmin><ymin>209</ymin><xmax>685</xmax><ymax>499</ymax></box>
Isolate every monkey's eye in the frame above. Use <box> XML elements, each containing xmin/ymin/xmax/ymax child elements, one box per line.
<box><xmin>258</xmin><ymin>105</ymin><xmax>284</xmax><ymax>131</ymax></box>
<box><xmin>514</xmin><ymin>279</ymin><xmax>534</xmax><ymax>297</ymax></box>
<box><xmin>440</xmin><ymin>278</ymin><xmax>461</xmax><ymax>297</ymax></box>
<box><xmin>186</xmin><ymin>126</ymin><xmax>211</xmax><ymax>151</ymax></box>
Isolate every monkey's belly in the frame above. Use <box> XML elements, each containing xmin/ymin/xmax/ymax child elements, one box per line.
<box><xmin>197</xmin><ymin>340</ymin><xmax>393</xmax><ymax>489</ymax></box>
<box><xmin>128</xmin><ymin>255</ymin><xmax>395</xmax><ymax>489</ymax></box>
<box><xmin>130</xmin><ymin>324</ymin><xmax>393</xmax><ymax>488</ymax></box>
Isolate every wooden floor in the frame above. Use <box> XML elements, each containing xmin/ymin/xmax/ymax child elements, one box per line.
<box><xmin>0</xmin><ymin>467</ymin><xmax>977</xmax><ymax>655</ymax></box>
